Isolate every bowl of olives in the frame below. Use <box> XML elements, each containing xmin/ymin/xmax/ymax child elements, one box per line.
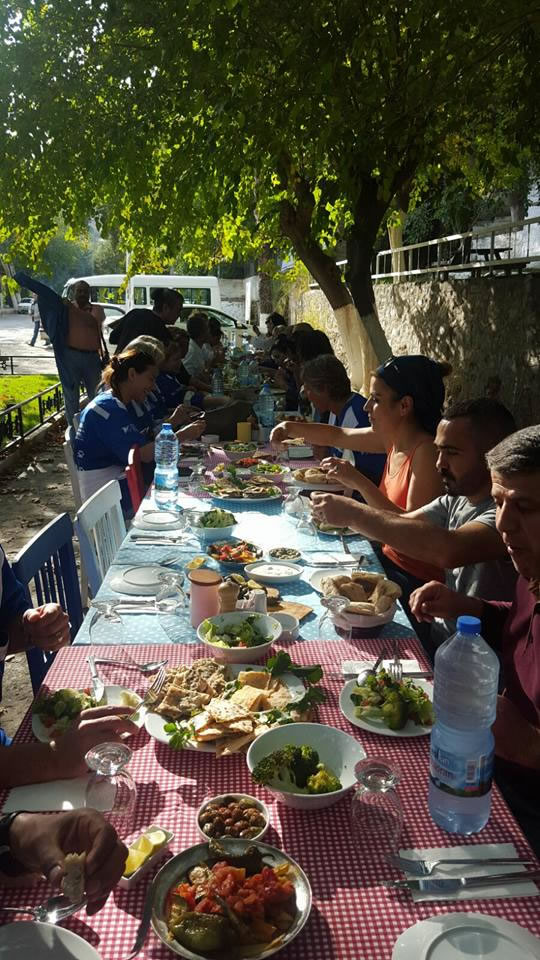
<box><xmin>197</xmin><ymin>793</ymin><xmax>269</xmax><ymax>842</ymax></box>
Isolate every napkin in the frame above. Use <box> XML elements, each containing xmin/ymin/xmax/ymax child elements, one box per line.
<box><xmin>342</xmin><ymin>659</ymin><xmax>422</xmax><ymax>676</ymax></box>
<box><xmin>399</xmin><ymin>843</ymin><xmax>539</xmax><ymax>903</ymax></box>
<box><xmin>2</xmin><ymin>775</ymin><xmax>114</xmax><ymax>813</ymax></box>
<box><xmin>304</xmin><ymin>552</ymin><xmax>358</xmax><ymax>566</ymax></box>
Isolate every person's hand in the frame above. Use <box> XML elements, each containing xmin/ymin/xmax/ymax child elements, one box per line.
<box><xmin>493</xmin><ymin>695</ymin><xmax>540</xmax><ymax>769</ymax></box>
<box><xmin>320</xmin><ymin>457</ymin><xmax>362</xmax><ymax>489</ymax></box>
<box><xmin>51</xmin><ymin>706</ymin><xmax>138</xmax><ymax>779</ymax></box>
<box><xmin>270</xmin><ymin>422</ymin><xmax>289</xmax><ymax>445</ymax></box>
<box><xmin>311</xmin><ymin>492</ymin><xmax>353</xmax><ymax>529</ymax></box>
<box><xmin>170</xmin><ymin>403</ymin><xmax>194</xmax><ymax>427</ymax></box>
<box><xmin>8</xmin><ymin>809</ymin><xmax>128</xmax><ymax>914</ymax></box>
<box><xmin>177</xmin><ymin>419</ymin><xmax>206</xmax><ymax>441</ymax></box>
<box><xmin>22</xmin><ymin>603</ymin><xmax>70</xmax><ymax>652</ymax></box>
<box><xmin>409</xmin><ymin>581</ymin><xmax>482</xmax><ymax>623</ymax></box>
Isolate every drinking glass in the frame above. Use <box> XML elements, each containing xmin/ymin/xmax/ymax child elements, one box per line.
<box><xmin>85</xmin><ymin>742</ymin><xmax>137</xmax><ymax>835</ymax></box>
<box><xmin>156</xmin><ymin>572</ymin><xmax>186</xmax><ymax>615</ymax></box>
<box><xmin>88</xmin><ymin>601</ymin><xmax>125</xmax><ymax>646</ymax></box>
<box><xmin>351</xmin><ymin>757</ymin><xmax>403</xmax><ymax>857</ymax></box>
<box><xmin>318</xmin><ymin>597</ymin><xmax>352</xmax><ymax>642</ymax></box>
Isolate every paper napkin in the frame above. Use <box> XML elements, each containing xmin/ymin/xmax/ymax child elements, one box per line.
<box><xmin>342</xmin><ymin>659</ymin><xmax>423</xmax><ymax>676</ymax></box>
<box><xmin>399</xmin><ymin>843</ymin><xmax>539</xmax><ymax>903</ymax></box>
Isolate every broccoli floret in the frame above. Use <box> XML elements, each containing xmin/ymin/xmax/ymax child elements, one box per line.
<box><xmin>292</xmin><ymin>745</ymin><xmax>320</xmax><ymax>788</ymax></box>
<box><xmin>381</xmin><ymin>694</ymin><xmax>408</xmax><ymax>730</ymax></box>
<box><xmin>251</xmin><ymin>744</ymin><xmax>319</xmax><ymax>790</ymax></box>
<box><xmin>307</xmin><ymin>767</ymin><xmax>342</xmax><ymax>794</ymax></box>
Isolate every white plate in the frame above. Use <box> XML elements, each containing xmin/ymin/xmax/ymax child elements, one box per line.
<box><xmin>0</xmin><ymin>922</ymin><xmax>102</xmax><ymax>959</ymax></box>
<box><xmin>133</xmin><ymin>511</ymin><xmax>183</xmax><ymax>531</ymax></box>
<box><xmin>210</xmin><ymin>492</ymin><xmax>283</xmax><ymax>504</ymax></box>
<box><xmin>291</xmin><ymin>480</ymin><xmax>345</xmax><ymax>492</ymax></box>
<box><xmin>392</xmin><ymin>913</ymin><xmax>540</xmax><ymax>960</ymax></box>
<box><xmin>109</xmin><ymin>565</ymin><xmax>167</xmax><ymax>596</ymax></box>
<box><xmin>144</xmin><ymin>666</ymin><xmax>305</xmax><ymax>749</ymax></box>
<box><xmin>32</xmin><ymin>685</ymin><xmax>144</xmax><ymax>742</ymax></box>
<box><xmin>339</xmin><ymin>678</ymin><xmax>433</xmax><ymax>738</ymax></box>
<box><xmin>244</xmin><ymin>561</ymin><xmax>303</xmax><ymax>583</ymax></box>
<box><xmin>309</xmin><ymin>567</ymin><xmax>348</xmax><ymax>593</ymax></box>
<box><xmin>316</xmin><ymin>524</ymin><xmax>356</xmax><ymax>536</ymax></box>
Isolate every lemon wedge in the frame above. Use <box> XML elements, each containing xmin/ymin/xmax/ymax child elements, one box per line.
<box><xmin>145</xmin><ymin>828</ymin><xmax>167</xmax><ymax>851</ymax></box>
<box><xmin>186</xmin><ymin>556</ymin><xmax>206</xmax><ymax>570</ymax></box>
<box><xmin>120</xmin><ymin>691</ymin><xmax>140</xmax><ymax>708</ymax></box>
<box><xmin>123</xmin><ymin>848</ymin><xmax>146</xmax><ymax>877</ymax></box>
<box><xmin>131</xmin><ymin>834</ymin><xmax>153</xmax><ymax>857</ymax></box>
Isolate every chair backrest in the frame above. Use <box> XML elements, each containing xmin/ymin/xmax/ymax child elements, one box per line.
<box><xmin>12</xmin><ymin>513</ymin><xmax>83</xmax><ymax>693</ymax></box>
<box><xmin>126</xmin><ymin>445</ymin><xmax>145</xmax><ymax>513</ymax></box>
<box><xmin>72</xmin><ymin>412</ymin><xmax>81</xmax><ymax>430</ymax></box>
<box><xmin>75</xmin><ymin>479</ymin><xmax>126</xmax><ymax>596</ymax></box>
<box><xmin>63</xmin><ymin>425</ymin><xmax>82</xmax><ymax>510</ymax></box>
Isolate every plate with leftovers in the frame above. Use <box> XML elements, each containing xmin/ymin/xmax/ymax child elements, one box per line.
<box><xmin>144</xmin><ymin>658</ymin><xmax>307</xmax><ymax>753</ymax></box>
<box><xmin>151</xmin><ymin>837</ymin><xmax>312</xmax><ymax>960</ymax></box>
<box><xmin>251</xmin><ymin>462</ymin><xmax>289</xmax><ymax>477</ymax></box>
<box><xmin>339</xmin><ymin>672</ymin><xmax>434</xmax><ymax>737</ymax></box>
<box><xmin>314</xmin><ymin>521</ymin><xmax>356</xmax><ymax>536</ymax></box>
<box><xmin>32</xmin><ymin>686</ymin><xmax>143</xmax><ymax>742</ymax></box>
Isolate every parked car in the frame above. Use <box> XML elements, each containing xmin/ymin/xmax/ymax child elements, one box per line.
<box><xmin>17</xmin><ymin>297</ymin><xmax>34</xmax><ymax>314</ymax></box>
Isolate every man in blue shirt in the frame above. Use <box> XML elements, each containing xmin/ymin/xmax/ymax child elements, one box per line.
<box><xmin>301</xmin><ymin>354</ymin><xmax>386</xmax><ymax>484</ymax></box>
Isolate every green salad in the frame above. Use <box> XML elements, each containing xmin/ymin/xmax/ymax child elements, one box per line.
<box><xmin>200</xmin><ymin>615</ymin><xmax>272</xmax><ymax>649</ymax></box>
<box><xmin>350</xmin><ymin>670</ymin><xmax>434</xmax><ymax>730</ymax></box>
<box><xmin>252</xmin><ymin>462</ymin><xmax>284</xmax><ymax>475</ymax></box>
<box><xmin>32</xmin><ymin>687</ymin><xmax>97</xmax><ymax>734</ymax></box>
<box><xmin>197</xmin><ymin>508</ymin><xmax>236</xmax><ymax>528</ymax></box>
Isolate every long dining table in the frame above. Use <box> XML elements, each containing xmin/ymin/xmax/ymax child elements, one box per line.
<box><xmin>1</xmin><ymin>470</ymin><xmax>539</xmax><ymax>960</ymax></box>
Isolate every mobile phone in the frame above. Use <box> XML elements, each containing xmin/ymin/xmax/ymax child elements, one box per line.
<box><xmin>188</xmin><ymin>410</ymin><xmax>206</xmax><ymax>422</ymax></box>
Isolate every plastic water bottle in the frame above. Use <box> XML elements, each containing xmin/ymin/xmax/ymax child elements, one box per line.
<box><xmin>237</xmin><ymin>357</ymin><xmax>250</xmax><ymax>387</ymax></box>
<box><xmin>428</xmin><ymin>615</ymin><xmax>499</xmax><ymax>834</ymax></box>
<box><xmin>211</xmin><ymin>369</ymin><xmax>224</xmax><ymax>395</ymax></box>
<box><xmin>258</xmin><ymin>383</ymin><xmax>275</xmax><ymax>440</ymax></box>
<box><xmin>154</xmin><ymin>423</ymin><xmax>179</xmax><ymax>510</ymax></box>
<box><xmin>247</xmin><ymin>360</ymin><xmax>260</xmax><ymax>388</ymax></box>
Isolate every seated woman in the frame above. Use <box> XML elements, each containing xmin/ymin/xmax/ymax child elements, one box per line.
<box><xmin>301</xmin><ymin>354</ymin><xmax>386</xmax><ymax>485</ymax></box>
<box><xmin>74</xmin><ymin>346</ymin><xmax>205</xmax><ymax>512</ymax></box>
<box><xmin>272</xmin><ymin>354</ymin><xmax>450</xmax><ymax>609</ymax></box>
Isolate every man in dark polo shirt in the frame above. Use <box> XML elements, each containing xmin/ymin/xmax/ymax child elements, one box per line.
<box><xmin>110</xmin><ymin>288</ymin><xmax>183</xmax><ymax>353</ymax></box>
<box><xmin>410</xmin><ymin>425</ymin><xmax>540</xmax><ymax>853</ymax></box>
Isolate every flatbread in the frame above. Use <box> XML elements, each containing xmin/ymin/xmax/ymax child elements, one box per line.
<box><xmin>215</xmin><ymin>732</ymin><xmax>255</xmax><ymax>756</ymax></box>
<box><xmin>236</xmin><ymin>670</ymin><xmax>272</xmax><ymax>690</ymax></box>
<box><xmin>62</xmin><ymin>852</ymin><xmax>85</xmax><ymax>902</ymax></box>
<box><xmin>207</xmin><ymin>697</ymin><xmax>251</xmax><ymax>723</ymax></box>
<box><xmin>230</xmin><ymin>686</ymin><xmax>265</xmax><ymax>713</ymax></box>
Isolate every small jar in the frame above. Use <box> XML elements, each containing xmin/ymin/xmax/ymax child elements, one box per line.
<box><xmin>250</xmin><ymin>589</ymin><xmax>268</xmax><ymax>614</ymax></box>
<box><xmin>188</xmin><ymin>569</ymin><xmax>222</xmax><ymax>628</ymax></box>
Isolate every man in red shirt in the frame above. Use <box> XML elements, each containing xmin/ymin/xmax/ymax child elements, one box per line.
<box><xmin>410</xmin><ymin>425</ymin><xmax>540</xmax><ymax>853</ymax></box>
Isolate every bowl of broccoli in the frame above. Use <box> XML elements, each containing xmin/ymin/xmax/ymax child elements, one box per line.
<box><xmin>198</xmin><ymin>611</ymin><xmax>282</xmax><ymax>662</ymax></box>
<box><xmin>246</xmin><ymin>722</ymin><xmax>366</xmax><ymax>809</ymax></box>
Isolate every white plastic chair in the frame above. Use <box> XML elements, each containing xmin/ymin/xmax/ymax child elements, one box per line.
<box><xmin>72</xmin><ymin>412</ymin><xmax>81</xmax><ymax>430</ymax></box>
<box><xmin>74</xmin><ymin>479</ymin><xmax>126</xmax><ymax>596</ymax></box>
<box><xmin>63</xmin><ymin>426</ymin><xmax>82</xmax><ymax>510</ymax></box>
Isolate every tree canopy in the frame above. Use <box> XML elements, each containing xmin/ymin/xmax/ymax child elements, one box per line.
<box><xmin>1</xmin><ymin>0</ymin><xmax>539</xmax><ymax>369</ymax></box>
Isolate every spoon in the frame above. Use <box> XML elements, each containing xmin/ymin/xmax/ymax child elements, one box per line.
<box><xmin>355</xmin><ymin>648</ymin><xmax>388</xmax><ymax>686</ymax></box>
<box><xmin>0</xmin><ymin>894</ymin><xmax>87</xmax><ymax>924</ymax></box>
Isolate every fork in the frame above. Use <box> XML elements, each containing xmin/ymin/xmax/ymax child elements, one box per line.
<box><xmin>340</xmin><ymin>534</ymin><xmax>351</xmax><ymax>555</ymax></box>
<box><xmin>0</xmin><ymin>894</ymin><xmax>87</xmax><ymax>923</ymax></box>
<box><xmin>129</xmin><ymin>665</ymin><xmax>167</xmax><ymax>715</ymax></box>
<box><xmin>386</xmin><ymin>853</ymin><xmax>534</xmax><ymax>877</ymax></box>
<box><xmin>93</xmin><ymin>656</ymin><xmax>168</xmax><ymax>675</ymax></box>
<box><xmin>388</xmin><ymin>639</ymin><xmax>402</xmax><ymax>683</ymax></box>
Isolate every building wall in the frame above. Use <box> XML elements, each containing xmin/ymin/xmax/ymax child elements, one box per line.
<box><xmin>291</xmin><ymin>276</ymin><xmax>540</xmax><ymax>425</ymax></box>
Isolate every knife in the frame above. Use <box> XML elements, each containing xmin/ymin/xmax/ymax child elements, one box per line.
<box><xmin>87</xmin><ymin>655</ymin><xmax>105</xmax><ymax>703</ymax></box>
<box><xmin>124</xmin><ymin>870</ymin><xmax>164</xmax><ymax>959</ymax></box>
<box><xmin>385</xmin><ymin>867</ymin><xmax>540</xmax><ymax>893</ymax></box>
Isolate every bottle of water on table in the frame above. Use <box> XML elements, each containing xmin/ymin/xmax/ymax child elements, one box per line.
<box><xmin>211</xmin><ymin>368</ymin><xmax>224</xmax><ymax>395</ymax></box>
<box><xmin>428</xmin><ymin>615</ymin><xmax>499</xmax><ymax>834</ymax></box>
<box><xmin>257</xmin><ymin>382</ymin><xmax>275</xmax><ymax>441</ymax></box>
<box><xmin>238</xmin><ymin>357</ymin><xmax>250</xmax><ymax>387</ymax></box>
<box><xmin>154</xmin><ymin>423</ymin><xmax>179</xmax><ymax>510</ymax></box>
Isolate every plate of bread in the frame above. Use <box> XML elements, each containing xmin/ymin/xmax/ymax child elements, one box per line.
<box><xmin>313</xmin><ymin>570</ymin><xmax>402</xmax><ymax>627</ymax></box>
<box><xmin>292</xmin><ymin>467</ymin><xmax>344</xmax><ymax>491</ymax></box>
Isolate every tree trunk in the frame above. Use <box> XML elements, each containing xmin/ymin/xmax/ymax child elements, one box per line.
<box><xmin>388</xmin><ymin>210</ymin><xmax>407</xmax><ymax>281</ymax></box>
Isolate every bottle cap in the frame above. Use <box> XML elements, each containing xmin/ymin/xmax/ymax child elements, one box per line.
<box><xmin>162</xmin><ymin>423</ymin><xmax>173</xmax><ymax>431</ymax></box>
<box><xmin>456</xmin><ymin>615</ymin><xmax>481</xmax><ymax>635</ymax></box>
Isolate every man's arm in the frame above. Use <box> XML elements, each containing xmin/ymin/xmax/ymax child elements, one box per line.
<box><xmin>310</xmin><ymin>497</ymin><xmax>507</xmax><ymax>568</ymax></box>
<box><xmin>493</xmin><ymin>696</ymin><xmax>540</xmax><ymax>771</ymax></box>
<box><xmin>271</xmin><ymin>420</ymin><xmax>387</xmax><ymax>453</ymax></box>
<box><xmin>13</xmin><ymin>272</ymin><xmax>62</xmax><ymax>310</ymax></box>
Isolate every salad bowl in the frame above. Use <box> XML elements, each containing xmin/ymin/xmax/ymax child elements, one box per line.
<box><xmin>197</xmin><ymin>611</ymin><xmax>282</xmax><ymax>662</ymax></box>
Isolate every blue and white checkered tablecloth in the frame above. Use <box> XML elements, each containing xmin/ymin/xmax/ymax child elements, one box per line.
<box><xmin>74</xmin><ymin>490</ymin><xmax>416</xmax><ymax>646</ymax></box>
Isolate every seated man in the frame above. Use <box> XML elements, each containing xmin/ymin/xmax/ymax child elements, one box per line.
<box><xmin>301</xmin><ymin>354</ymin><xmax>386</xmax><ymax>484</ymax></box>
<box><xmin>183</xmin><ymin>311</ymin><xmax>211</xmax><ymax>385</ymax></box>
<box><xmin>0</xmin><ymin>543</ymin><xmax>136</xmax><ymax>782</ymax></box>
<box><xmin>311</xmin><ymin>398</ymin><xmax>517</xmax><ymax>653</ymax></box>
<box><xmin>409</xmin><ymin>425</ymin><xmax>540</xmax><ymax>854</ymax></box>
<box><xmin>110</xmin><ymin>288</ymin><xmax>183</xmax><ymax>354</ymax></box>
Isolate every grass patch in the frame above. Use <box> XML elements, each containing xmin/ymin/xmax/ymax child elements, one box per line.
<box><xmin>0</xmin><ymin>375</ymin><xmax>61</xmax><ymax>447</ymax></box>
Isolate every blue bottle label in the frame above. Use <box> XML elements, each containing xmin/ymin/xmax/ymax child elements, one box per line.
<box><xmin>430</xmin><ymin>744</ymin><xmax>494</xmax><ymax>798</ymax></box>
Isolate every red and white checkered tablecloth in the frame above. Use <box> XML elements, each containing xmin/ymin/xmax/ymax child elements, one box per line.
<box><xmin>1</xmin><ymin>639</ymin><xmax>539</xmax><ymax>960</ymax></box>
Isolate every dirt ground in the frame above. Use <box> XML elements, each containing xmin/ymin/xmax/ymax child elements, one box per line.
<box><xmin>0</xmin><ymin>419</ymin><xmax>78</xmax><ymax>736</ymax></box>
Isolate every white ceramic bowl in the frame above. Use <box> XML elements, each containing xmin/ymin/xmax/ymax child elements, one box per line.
<box><xmin>246</xmin><ymin>722</ymin><xmax>366</xmax><ymax>810</ymax></box>
<box><xmin>339</xmin><ymin>600</ymin><xmax>397</xmax><ymax>630</ymax></box>
<box><xmin>197</xmin><ymin>611</ymin><xmax>282</xmax><ymax>662</ymax></box>
<box><xmin>202</xmin><ymin>433</ymin><xmax>219</xmax><ymax>446</ymax></box>
<box><xmin>194</xmin><ymin>523</ymin><xmax>236</xmax><ymax>544</ymax></box>
<box><xmin>221</xmin><ymin>444</ymin><xmax>258</xmax><ymax>462</ymax></box>
<box><xmin>196</xmin><ymin>793</ymin><xmax>270</xmax><ymax>842</ymax></box>
<box><xmin>272</xmin><ymin>612</ymin><xmax>300</xmax><ymax>640</ymax></box>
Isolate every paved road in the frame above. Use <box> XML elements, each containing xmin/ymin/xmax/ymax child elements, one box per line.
<box><xmin>0</xmin><ymin>310</ymin><xmax>59</xmax><ymax>375</ymax></box>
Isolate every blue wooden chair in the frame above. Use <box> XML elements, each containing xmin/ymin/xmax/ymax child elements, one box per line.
<box><xmin>12</xmin><ymin>513</ymin><xmax>83</xmax><ymax>693</ymax></box>
<box><xmin>75</xmin><ymin>479</ymin><xmax>126</xmax><ymax>597</ymax></box>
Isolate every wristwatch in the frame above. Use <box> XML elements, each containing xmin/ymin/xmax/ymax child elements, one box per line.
<box><xmin>0</xmin><ymin>811</ymin><xmax>25</xmax><ymax>852</ymax></box>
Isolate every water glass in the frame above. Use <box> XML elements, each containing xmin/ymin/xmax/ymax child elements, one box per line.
<box><xmin>318</xmin><ymin>597</ymin><xmax>352</xmax><ymax>642</ymax></box>
<box><xmin>85</xmin><ymin>742</ymin><xmax>137</xmax><ymax>835</ymax></box>
<box><xmin>351</xmin><ymin>757</ymin><xmax>403</xmax><ymax>857</ymax></box>
<box><xmin>88</xmin><ymin>601</ymin><xmax>125</xmax><ymax>646</ymax></box>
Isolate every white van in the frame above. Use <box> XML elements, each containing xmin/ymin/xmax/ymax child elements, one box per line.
<box><xmin>62</xmin><ymin>273</ymin><xmax>221</xmax><ymax>311</ymax></box>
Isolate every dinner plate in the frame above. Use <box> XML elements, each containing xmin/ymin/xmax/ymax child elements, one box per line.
<box><xmin>309</xmin><ymin>567</ymin><xmax>350</xmax><ymax>593</ymax></box>
<box><xmin>339</xmin><ymin>678</ymin><xmax>433</xmax><ymax>738</ymax></box>
<box><xmin>315</xmin><ymin>524</ymin><xmax>356</xmax><ymax>536</ymax></box>
<box><xmin>209</xmin><ymin>492</ymin><xmax>283</xmax><ymax>504</ymax></box>
<box><xmin>151</xmin><ymin>838</ymin><xmax>312</xmax><ymax>960</ymax></box>
<box><xmin>244</xmin><ymin>560</ymin><xmax>303</xmax><ymax>583</ymax></box>
<box><xmin>0</xmin><ymin>922</ymin><xmax>102</xmax><ymax>959</ymax></box>
<box><xmin>291</xmin><ymin>480</ymin><xmax>345</xmax><ymax>492</ymax></box>
<box><xmin>133</xmin><ymin>511</ymin><xmax>183</xmax><ymax>531</ymax></box>
<box><xmin>392</xmin><ymin>913</ymin><xmax>540</xmax><ymax>960</ymax></box>
<box><xmin>144</xmin><ymin>666</ymin><xmax>305</xmax><ymax>748</ymax></box>
<box><xmin>109</xmin><ymin>565</ymin><xmax>169</xmax><ymax>596</ymax></box>
<box><xmin>32</xmin><ymin>685</ymin><xmax>144</xmax><ymax>742</ymax></box>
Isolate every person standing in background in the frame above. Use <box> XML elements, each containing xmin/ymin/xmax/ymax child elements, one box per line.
<box><xmin>28</xmin><ymin>295</ymin><xmax>41</xmax><ymax>346</ymax></box>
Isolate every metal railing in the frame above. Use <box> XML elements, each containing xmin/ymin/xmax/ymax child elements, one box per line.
<box><xmin>0</xmin><ymin>381</ymin><xmax>65</xmax><ymax>454</ymax></box>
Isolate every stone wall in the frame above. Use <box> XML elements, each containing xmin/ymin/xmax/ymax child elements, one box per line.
<box><xmin>291</xmin><ymin>276</ymin><xmax>540</xmax><ymax>425</ymax></box>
